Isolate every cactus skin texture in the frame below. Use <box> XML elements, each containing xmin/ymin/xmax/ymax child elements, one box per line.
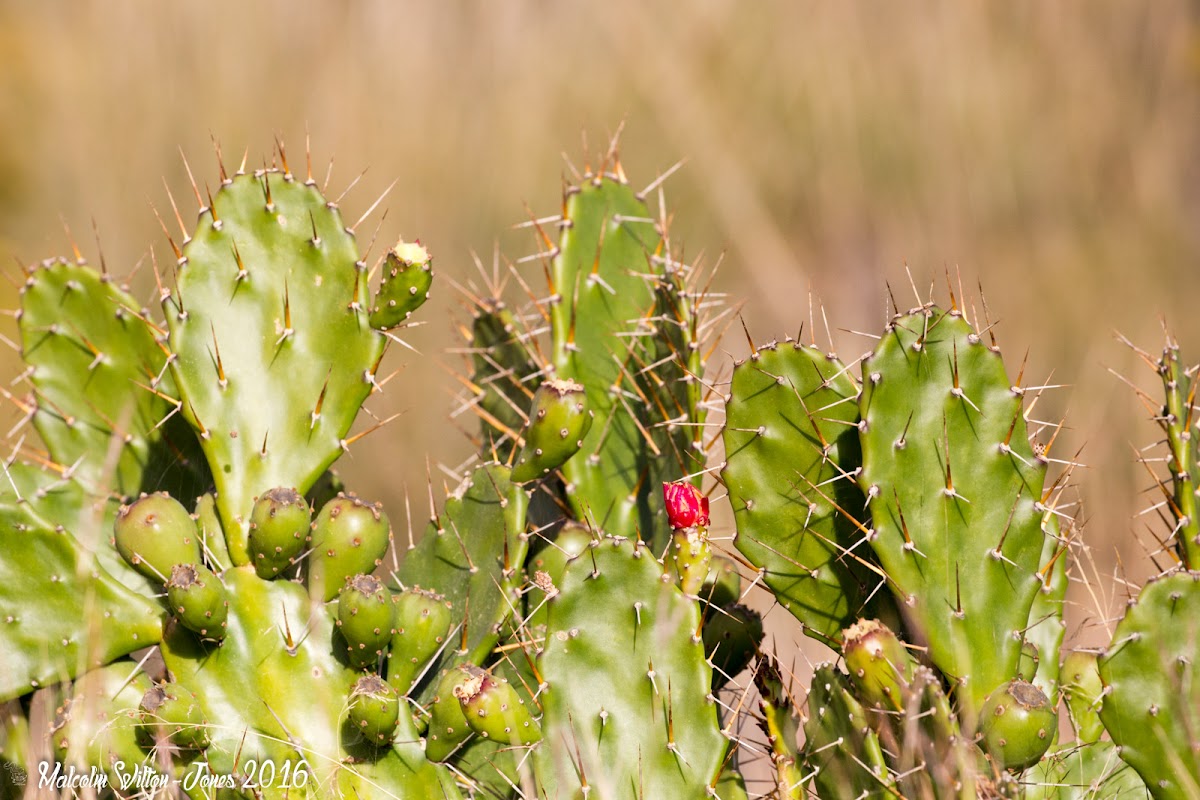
<box><xmin>165</xmin><ymin>167</ymin><xmax>386</xmax><ymax>566</ymax></box>
<box><xmin>754</xmin><ymin>657</ymin><xmax>808</xmax><ymax>799</ymax></box>
<box><xmin>722</xmin><ymin>340</ymin><xmax>877</xmax><ymax>641</ymax></box>
<box><xmin>534</xmin><ymin>535</ymin><xmax>727</xmax><ymax>799</ymax></box>
<box><xmin>468</xmin><ymin>298</ymin><xmax>543</xmax><ymax>461</ymax></box>
<box><xmin>369</xmin><ymin>239</ymin><xmax>432</xmax><ymax>330</ymax></box>
<box><xmin>859</xmin><ymin>306</ymin><xmax>1047</xmax><ymax>715</ymax></box>
<box><xmin>1155</xmin><ymin>344</ymin><xmax>1200</xmax><ymax>568</ymax></box>
<box><xmin>1098</xmin><ymin>570</ymin><xmax>1200</xmax><ymax>800</ymax></box>
<box><xmin>395</xmin><ymin>464</ymin><xmax>528</xmax><ymax>668</ymax></box>
<box><xmin>0</xmin><ymin>496</ymin><xmax>161</xmax><ymax>701</ymax></box>
<box><xmin>18</xmin><ymin>258</ymin><xmax>208</xmax><ymax>498</ymax></box>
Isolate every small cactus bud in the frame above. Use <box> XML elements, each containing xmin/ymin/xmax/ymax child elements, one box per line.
<box><xmin>113</xmin><ymin>493</ymin><xmax>202</xmax><ymax>583</ymax></box>
<box><xmin>978</xmin><ymin>679</ymin><xmax>1058</xmax><ymax>771</ymax></box>
<box><xmin>346</xmin><ymin>674</ymin><xmax>400</xmax><ymax>745</ymax></box>
<box><xmin>337</xmin><ymin>574</ymin><xmax>394</xmax><ymax>670</ymax></box>
<box><xmin>452</xmin><ymin>665</ymin><xmax>541</xmax><ymax>747</ymax></box>
<box><xmin>369</xmin><ymin>239</ymin><xmax>432</xmax><ymax>330</ymax></box>
<box><xmin>663</xmin><ymin>481</ymin><xmax>709</xmax><ymax>530</ymax></box>
<box><xmin>511</xmin><ymin>378</ymin><xmax>594</xmax><ymax>483</ymax></box>
<box><xmin>166</xmin><ymin>563</ymin><xmax>228</xmax><ymax>641</ymax></box>
<box><xmin>248</xmin><ymin>487</ymin><xmax>310</xmax><ymax>580</ymax></box>
<box><xmin>139</xmin><ymin>684</ymin><xmax>208</xmax><ymax>750</ymax></box>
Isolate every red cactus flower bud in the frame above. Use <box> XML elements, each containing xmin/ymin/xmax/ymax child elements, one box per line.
<box><xmin>663</xmin><ymin>481</ymin><xmax>709</xmax><ymax>530</ymax></box>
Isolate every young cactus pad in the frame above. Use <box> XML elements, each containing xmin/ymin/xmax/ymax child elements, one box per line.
<box><xmin>858</xmin><ymin>305</ymin><xmax>1048</xmax><ymax>714</ymax></box>
<box><xmin>165</xmin><ymin>166</ymin><xmax>386</xmax><ymax>565</ymax></box>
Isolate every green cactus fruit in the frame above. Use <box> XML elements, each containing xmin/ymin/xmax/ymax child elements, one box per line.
<box><xmin>426</xmin><ymin>666</ymin><xmax>476</xmax><ymax>763</ymax></box>
<box><xmin>1099</xmin><ymin>570</ymin><xmax>1200</xmax><ymax>800</ymax></box>
<box><xmin>248</xmin><ymin>487</ymin><xmax>310</xmax><ymax>579</ymax></box>
<box><xmin>701</xmin><ymin>556</ymin><xmax>742</xmax><ymax>609</ymax></box>
<box><xmin>166</xmin><ymin>562</ymin><xmax>228</xmax><ymax>640</ymax></box>
<box><xmin>369</xmin><ymin>239</ymin><xmax>433</xmax><ymax>330</ymax></box>
<box><xmin>842</xmin><ymin>618</ymin><xmax>917</xmax><ymax>713</ymax></box>
<box><xmin>510</xmin><ymin>378</ymin><xmax>593</xmax><ymax>483</ymax></box>
<box><xmin>453</xmin><ymin>664</ymin><xmax>542</xmax><ymax>746</ymax></box>
<box><xmin>800</xmin><ymin>663</ymin><xmax>890</xmax><ymax>799</ymax></box>
<box><xmin>51</xmin><ymin>664</ymin><xmax>158</xmax><ymax>789</ymax></box>
<box><xmin>18</xmin><ymin>257</ymin><xmax>208</xmax><ymax>498</ymax></box>
<box><xmin>670</xmin><ymin>528</ymin><xmax>713</xmax><ymax>597</ymax></box>
<box><xmin>113</xmin><ymin>492</ymin><xmax>202</xmax><ymax>583</ymax></box>
<box><xmin>337</xmin><ymin>574</ymin><xmax>394</xmax><ymax>669</ymax></box>
<box><xmin>1017</xmin><ymin>640</ymin><xmax>1040</xmax><ymax>682</ymax></box>
<box><xmin>138</xmin><ymin>684</ymin><xmax>208</xmax><ymax>750</ymax></box>
<box><xmin>194</xmin><ymin>493</ymin><xmax>231</xmax><ymax>572</ymax></box>
<box><xmin>722</xmin><ymin>339</ymin><xmax>878</xmax><ymax>641</ymax></box>
<box><xmin>978</xmin><ymin>679</ymin><xmax>1057</xmax><ymax>771</ymax></box>
<box><xmin>387</xmin><ymin>587</ymin><xmax>453</xmax><ymax>696</ymax></box>
<box><xmin>308</xmin><ymin>493</ymin><xmax>391</xmax><ymax>602</ymax></box>
<box><xmin>859</xmin><ymin>306</ymin><xmax>1047</xmax><ymax>715</ymax></box>
<box><xmin>702</xmin><ymin>604</ymin><xmax>763</xmax><ymax>689</ymax></box>
<box><xmin>1061</xmin><ymin>651</ymin><xmax>1105</xmax><ymax>745</ymax></box>
<box><xmin>164</xmin><ymin>166</ymin><xmax>388</xmax><ymax>567</ymax></box>
<box><xmin>347</xmin><ymin>674</ymin><xmax>400</xmax><ymax>746</ymax></box>
<box><xmin>535</xmin><ymin>536</ymin><xmax>727</xmax><ymax>799</ymax></box>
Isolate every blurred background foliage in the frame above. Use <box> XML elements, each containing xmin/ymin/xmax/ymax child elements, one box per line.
<box><xmin>0</xmin><ymin>1</ymin><xmax>1197</xmax><ymax>649</ymax></box>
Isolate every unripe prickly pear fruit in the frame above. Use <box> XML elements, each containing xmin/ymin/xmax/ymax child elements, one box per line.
<box><xmin>139</xmin><ymin>684</ymin><xmax>208</xmax><ymax>750</ymax></box>
<box><xmin>113</xmin><ymin>493</ymin><xmax>201</xmax><ymax>583</ymax></box>
<box><xmin>387</xmin><ymin>587</ymin><xmax>452</xmax><ymax>695</ymax></box>
<box><xmin>369</xmin><ymin>239</ymin><xmax>432</xmax><ymax>330</ymax></box>
<box><xmin>842</xmin><ymin>619</ymin><xmax>916</xmax><ymax>713</ymax></box>
<box><xmin>337</xmin><ymin>574</ymin><xmax>394</xmax><ymax>670</ymax></box>
<box><xmin>663</xmin><ymin>481</ymin><xmax>710</xmax><ymax>530</ymax></box>
<box><xmin>1060</xmin><ymin>651</ymin><xmax>1104</xmax><ymax>744</ymax></box>
<box><xmin>425</xmin><ymin>666</ymin><xmax>475</xmax><ymax>762</ymax></box>
<box><xmin>670</xmin><ymin>527</ymin><xmax>712</xmax><ymax>596</ymax></box>
<box><xmin>248</xmin><ymin>487</ymin><xmax>310</xmax><ymax>579</ymax></box>
<box><xmin>307</xmin><ymin>493</ymin><xmax>391</xmax><ymax>602</ymax></box>
<box><xmin>1017</xmin><ymin>640</ymin><xmax>1040</xmax><ymax>683</ymax></box>
<box><xmin>978</xmin><ymin>679</ymin><xmax>1057</xmax><ymax>771</ymax></box>
<box><xmin>453</xmin><ymin>664</ymin><xmax>541</xmax><ymax>746</ymax></box>
<box><xmin>346</xmin><ymin>674</ymin><xmax>400</xmax><ymax>745</ymax></box>
<box><xmin>166</xmin><ymin>563</ymin><xmax>228</xmax><ymax>641</ymax></box>
<box><xmin>511</xmin><ymin>378</ymin><xmax>594</xmax><ymax>483</ymax></box>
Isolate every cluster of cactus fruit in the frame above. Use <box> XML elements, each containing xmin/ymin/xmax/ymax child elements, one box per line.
<box><xmin>0</xmin><ymin>135</ymin><xmax>1196</xmax><ymax>800</ymax></box>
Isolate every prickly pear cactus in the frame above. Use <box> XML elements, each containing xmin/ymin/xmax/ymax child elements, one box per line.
<box><xmin>165</xmin><ymin>162</ymin><xmax>386</xmax><ymax>565</ymax></box>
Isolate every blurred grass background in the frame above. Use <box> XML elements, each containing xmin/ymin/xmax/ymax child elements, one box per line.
<box><xmin>0</xmin><ymin>1</ymin><xmax>1197</xmax><ymax>650</ymax></box>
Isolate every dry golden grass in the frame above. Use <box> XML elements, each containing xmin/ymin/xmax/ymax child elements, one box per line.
<box><xmin>0</xmin><ymin>0</ymin><xmax>1196</xmax><ymax>680</ymax></box>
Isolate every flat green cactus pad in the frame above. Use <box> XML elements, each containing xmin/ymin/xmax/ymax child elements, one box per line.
<box><xmin>723</xmin><ymin>340</ymin><xmax>876</xmax><ymax>640</ymax></box>
<box><xmin>0</xmin><ymin>497</ymin><xmax>162</xmax><ymax>701</ymax></box>
<box><xmin>1099</xmin><ymin>570</ymin><xmax>1200</xmax><ymax>800</ymax></box>
<box><xmin>859</xmin><ymin>306</ymin><xmax>1047</xmax><ymax>714</ymax></box>
<box><xmin>535</xmin><ymin>536</ymin><xmax>727</xmax><ymax>799</ymax></box>
<box><xmin>166</xmin><ymin>169</ymin><xmax>386</xmax><ymax>565</ymax></box>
